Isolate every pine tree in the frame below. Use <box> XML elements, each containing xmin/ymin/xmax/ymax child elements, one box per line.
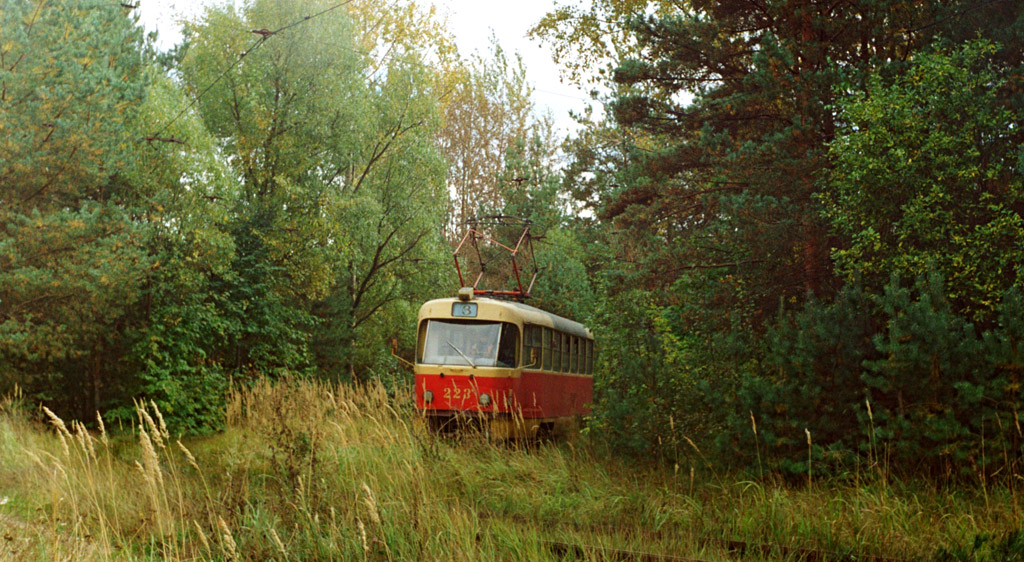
<box><xmin>0</xmin><ymin>0</ymin><xmax>152</xmax><ymax>418</ymax></box>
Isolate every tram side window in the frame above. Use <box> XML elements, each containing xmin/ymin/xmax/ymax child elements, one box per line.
<box><xmin>586</xmin><ymin>340</ymin><xmax>594</xmax><ymax>375</ymax></box>
<box><xmin>534</xmin><ymin>325</ymin><xmax>544</xmax><ymax>368</ymax></box>
<box><xmin>416</xmin><ymin>320</ymin><xmax>428</xmax><ymax>363</ymax></box>
<box><xmin>551</xmin><ymin>333</ymin><xmax>559</xmax><ymax>372</ymax></box>
<box><xmin>565</xmin><ymin>336</ymin><xmax>573</xmax><ymax>374</ymax></box>
<box><xmin>543</xmin><ymin>327</ymin><xmax>553</xmax><ymax>370</ymax></box>
<box><xmin>561</xmin><ymin>333</ymin><xmax>569</xmax><ymax>372</ymax></box>
<box><xmin>569</xmin><ymin>336</ymin><xmax>577</xmax><ymax>374</ymax></box>
<box><xmin>550</xmin><ymin>330</ymin><xmax>561</xmax><ymax>372</ymax></box>
<box><xmin>523</xmin><ymin>325</ymin><xmax>541</xmax><ymax>368</ymax></box>
<box><xmin>497</xmin><ymin>323</ymin><xmax>520</xmax><ymax>367</ymax></box>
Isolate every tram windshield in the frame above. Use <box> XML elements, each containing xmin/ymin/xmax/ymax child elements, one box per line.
<box><xmin>419</xmin><ymin>320</ymin><xmax>519</xmax><ymax>367</ymax></box>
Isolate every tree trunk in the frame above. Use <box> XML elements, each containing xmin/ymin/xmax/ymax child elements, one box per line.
<box><xmin>348</xmin><ymin>266</ymin><xmax>359</xmax><ymax>383</ymax></box>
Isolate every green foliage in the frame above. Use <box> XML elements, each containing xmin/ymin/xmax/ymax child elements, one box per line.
<box><xmin>114</xmin><ymin>68</ymin><xmax>243</xmax><ymax>433</ymax></box>
<box><xmin>595</xmin><ymin>0</ymin><xmax>994</xmax><ymax>319</ymax></box>
<box><xmin>864</xmin><ymin>274</ymin><xmax>983</xmax><ymax>471</ymax></box>
<box><xmin>733</xmin><ymin>273</ymin><xmax>1024</xmax><ymax>479</ymax></box>
<box><xmin>735</xmin><ymin>284</ymin><xmax>876</xmax><ymax>473</ymax></box>
<box><xmin>179</xmin><ymin>0</ymin><xmax>451</xmax><ymax>383</ymax></box>
<box><xmin>540</xmin><ymin>0</ymin><xmax>1024</xmax><ymax>477</ymax></box>
<box><xmin>529</xmin><ymin>0</ymin><xmax>678</xmax><ymax>86</ymax></box>
<box><xmin>937</xmin><ymin>531</ymin><xmax>1024</xmax><ymax>562</ymax></box>
<box><xmin>866</xmin><ymin>277</ymin><xmax>1024</xmax><ymax>477</ymax></box>
<box><xmin>0</xmin><ymin>0</ymin><xmax>253</xmax><ymax>431</ymax></box>
<box><xmin>544</xmin><ymin>0</ymin><xmax>954</xmax><ymax>465</ymax></box>
<box><xmin>825</xmin><ymin>40</ymin><xmax>1024</xmax><ymax>323</ymax></box>
<box><xmin>0</xmin><ymin>0</ymin><xmax>153</xmax><ymax>419</ymax></box>
<box><xmin>586</xmin><ymin>288</ymin><xmax>668</xmax><ymax>456</ymax></box>
<box><xmin>720</xmin><ymin>39</ymin><xmax>1024</xmax><ymax>477</ymax></box>
<box><xmin>1</xmin><ymin>0</ymin><xmax>458</xmax><ymax>429</ymax></box>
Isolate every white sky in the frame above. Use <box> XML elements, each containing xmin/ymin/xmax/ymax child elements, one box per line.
<box><xmin>136</xmin><ymin>0</ymin><xmax>596</xmax><ymax>137</ymax></box>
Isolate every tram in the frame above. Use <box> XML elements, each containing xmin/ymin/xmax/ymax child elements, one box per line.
<box><xmin>414</xmin><ymin>288</ymin><xmax>594</xmax><ymax>438</ymax></box>
<box><xmin>414</xmin><ymin>217</ymin><xmax>594</xmax><ymax>439</ymax></box>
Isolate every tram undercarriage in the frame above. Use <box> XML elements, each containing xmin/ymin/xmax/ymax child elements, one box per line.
<box><xmin>419</xmin><ymin>410</ymin><xmax>581</xmax><ymax>441</ymax></box>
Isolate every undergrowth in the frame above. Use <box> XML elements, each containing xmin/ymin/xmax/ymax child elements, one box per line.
<box><xmin>0</xmin><ymin>380</ymin><xmax>1022</xmax><ymax>561</ymax></box>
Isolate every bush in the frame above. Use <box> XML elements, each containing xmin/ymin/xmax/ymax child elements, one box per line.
<box><xmin>733</xmin><ymin>274</ymin><xmax>1024</xmax><ymax>480</ymax></box>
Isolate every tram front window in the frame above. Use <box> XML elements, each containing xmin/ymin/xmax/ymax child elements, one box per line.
<box><xmin>420</xmin><ymin>320</ymin><xmax>519</xmax><ymax>367</ymax></box>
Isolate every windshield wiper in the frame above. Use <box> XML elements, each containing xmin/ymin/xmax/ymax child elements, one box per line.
<box><xmin>445</xmin><ymin>339</ymin><xmax>476</xmax><ymax>368</ymax></box>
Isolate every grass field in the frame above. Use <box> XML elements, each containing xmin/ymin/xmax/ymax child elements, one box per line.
<box><xmin>1</xmin><ymin>379</ymin><xmax>1022</xmax><ymax>561</ymax></box>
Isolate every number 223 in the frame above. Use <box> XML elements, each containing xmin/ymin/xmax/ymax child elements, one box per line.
<box><xmin>443</xmin><ymin>387</ymin><xmax>473</xmax><ymax>400</ymax></box>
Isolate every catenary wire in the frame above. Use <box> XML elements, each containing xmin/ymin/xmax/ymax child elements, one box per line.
<box><xmin>150</xmin><ymin>0</ymin><xmax>357</xmax><ymax>139</ymax></box>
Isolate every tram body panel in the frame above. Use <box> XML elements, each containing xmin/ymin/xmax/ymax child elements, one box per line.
<box><xmin>516</xmin><ymin>370</ymin><xmax>592</xmax><ymax>419</ymax></box>
<box><xmin>414</xmin><ymin>367</ymin><xmax>519</xmax><ymax>413</ymax></box>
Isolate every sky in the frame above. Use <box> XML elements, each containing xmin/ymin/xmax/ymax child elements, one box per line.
<box><xmin>136</xmin><ymin>0</ymin><xmax>597</xmax><ymax>137</ymax></box>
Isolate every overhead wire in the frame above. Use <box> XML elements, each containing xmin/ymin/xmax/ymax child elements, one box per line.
<box><xmin>534</xmin><ymin>88</ymin><xmax>592</xmax><ymax>102</ymax></box>
<box><xmin>150</xmin><ymin>0</ymin><xmax>357</xmax><ymax>140</ymax></box>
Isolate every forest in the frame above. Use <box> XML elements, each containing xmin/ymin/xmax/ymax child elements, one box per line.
<box><xmin>2</xmin><ymin>0</ymin><xmax>1024</xmax><ymax>483</ymax></box>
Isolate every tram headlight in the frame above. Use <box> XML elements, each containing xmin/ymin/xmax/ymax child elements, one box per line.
<box><xmin>478</xmin><ymin>393</ymin><xmax>492</xmax><ymax>407</ymax></box>
<box><xmin>423</xmin><ymin>390</ymin><xmax>433</xmax><ymax>404</ymax></box>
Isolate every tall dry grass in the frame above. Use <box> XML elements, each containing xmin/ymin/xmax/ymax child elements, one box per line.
<box><xmin>1</xmin><ymin>379</ymin><xmax>1023</xmax><ymax>561</ymax></box>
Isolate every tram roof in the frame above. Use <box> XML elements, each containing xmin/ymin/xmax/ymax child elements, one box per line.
<box><xmin>419</xmin><ymin>297</ymin><xmax>593</xmax><ymax>340</ymax></box>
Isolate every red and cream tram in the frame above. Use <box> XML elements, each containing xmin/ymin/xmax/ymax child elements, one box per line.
<box><xmin>415</xmin><ymin>287</ymin><xmax>594</xmax><ymax>439</ymax></box>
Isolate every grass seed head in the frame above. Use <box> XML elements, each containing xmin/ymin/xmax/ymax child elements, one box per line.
<box><xmin>138</xmin><ymin>427</ymin><xmax>163</xmax><ymax>487</ymax></box>
<box><xmin>362</xmin><ymin>482</ymin><xmax>381</xmax><ymax>525</ymax></box>
<box><xmin>269</xmin><ymin>527</ymin><xmax>287</xmax><ymax>556</ymax></box>
<box><xmin>72</xmin><ymin>420</ymin><xmax>96</xmax><ymax>461</ymax></box>
<box><xmin>151</xmin><ymin>400</ymin><xmax>169</xmax><ymax>441</ymax></box>
<box><xmin>26</xmin><ymin>450</ymin><xmax>44</xmax><ymax>468</ymax></box>
<box><xmin>193</xmin><ymin>521</ymin><xmax>211</xmax><ymax>554</ymax></box>
<box><xmin>137</xmin><ymin>404</ymin><xmax>164</xmax><ymax>450</ymax></box>
<box><xmin>357</xmin><ymin>518</ymin><xmax>369</xmax><ymax>554</ymax></box>
<box><xmin>42</xmin><ymin>406</ymin><xmax>70</xmax><ymax>457</ymax></box>
<box><xmin>96</xmin><ymin>411</ymin><xmax>108</xmax><ymax>447</ymax></box>
<box><xmin>176</xmin><ymin>440</ymin><xmax>200</xmax><ymax>472</ymax></box>
<box><xmin>683</xmin><ymin>435</ymin><xmax>701</xmax><ymax>454</ymax></box>
<box><xmin>218</xmin><ymin>517</ymin><xmax>238</xmax><ymax>561</ymax></box>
